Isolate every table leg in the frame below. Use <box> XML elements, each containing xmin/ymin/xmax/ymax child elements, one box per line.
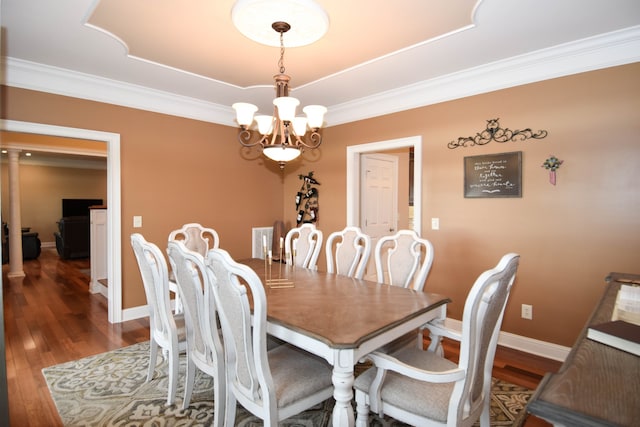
<box><xmin>331</xmin><ymin>354</ymin><xmax>355</xmax><ymax>427</ymax></box>
<box><xmin>426</xmin><ymin>304</ymin><xmax>447</xmax><ymax>356</ymax></box>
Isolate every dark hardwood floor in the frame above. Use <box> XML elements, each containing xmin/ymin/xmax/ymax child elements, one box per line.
<box><xmin>3</xmin><ymin>248</ymin><xmax>149</xmax><ymax>427</ymax></box>
<box><xmin>3</xmin><ymin>247</ymin><xmax>560</xmax><ymax>426</ymax></box>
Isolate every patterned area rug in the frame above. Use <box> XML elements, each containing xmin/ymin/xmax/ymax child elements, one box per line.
<box><xmin>43</xmin><ymin>342</ymin><xmax>532</xmax><ymax>426</ymax></box>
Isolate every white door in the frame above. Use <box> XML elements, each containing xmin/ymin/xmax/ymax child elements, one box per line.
<box><xmin>360</xmin><ymin>153</ymin><xmax>398</xmax><ymax>279</ymax></box>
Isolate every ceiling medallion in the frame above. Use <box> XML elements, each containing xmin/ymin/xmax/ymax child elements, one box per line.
<box><xmin>231</xmin><ymin>0</ymin><xmax>329</xmax><ymax>48</ymax></box>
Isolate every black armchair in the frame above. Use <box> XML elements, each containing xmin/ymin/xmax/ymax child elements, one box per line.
<box><xmin>2</xmin><ymin>223</ymin><xmax>42</xmax><ymax>262</ymax></box>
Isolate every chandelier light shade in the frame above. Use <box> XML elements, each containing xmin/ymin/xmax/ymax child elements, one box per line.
<box><xmin>232</xmin><ymin>21</ymin><xmax>327</xmax><ymax>169</ymax></box>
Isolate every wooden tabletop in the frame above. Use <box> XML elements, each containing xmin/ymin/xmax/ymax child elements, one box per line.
<box><xmin>527</xmin><ymin>272</ymin><xmax>640</xmax><ymax>426</ymax></box>
<box><xmin>241</xmin><ymin>258</ymin><xmax>450</xmax><ymax>349</ymax></box>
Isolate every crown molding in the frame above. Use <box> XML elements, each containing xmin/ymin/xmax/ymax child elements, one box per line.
<box><xmin>328</xmin><ymin>25</ymin><xmax>640</xmax><ymax>125</ymax></box>
<box><xmin>1</xmin><ymin>58</ymin><xmax>235</xmax><ymax>125</ymax></box>
<box><xmin>3</xmin><ymin>26</ymin><xmax>639</xmax><ymax>128</ymax></box>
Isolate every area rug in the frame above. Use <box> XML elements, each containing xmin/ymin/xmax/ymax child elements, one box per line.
<box><xmin>43</xmin><ymin>342</ymin><xmax>532</xmax><ymax>426</ymax></box>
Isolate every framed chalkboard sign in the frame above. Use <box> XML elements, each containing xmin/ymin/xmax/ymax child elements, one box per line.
<box><xmin>464</xmin><ymin>151</ymin><xmax>522</xmax><ymax>198</ymax></box>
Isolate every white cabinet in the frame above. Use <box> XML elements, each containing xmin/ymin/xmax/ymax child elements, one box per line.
<box><xmin>90</xmin><ymin>207</ymin><xmax>108</xmax><ymax>296</ymax></box>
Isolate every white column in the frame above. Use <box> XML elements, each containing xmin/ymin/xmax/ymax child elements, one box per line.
<box><xmin>7</xmin><ymin>149</ymin><xmax>25</xmax><ymax>278</ymax></box>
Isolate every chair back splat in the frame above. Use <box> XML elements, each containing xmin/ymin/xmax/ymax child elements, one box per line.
<box><xmin>168</xmin><ymin>223</ymin><xmax>219</xmax><ymax>257</ymax></box>
<box><xmin>130</xmin><ymin>233</ymin><xmax>187</xmax><ymax>406</ymax></box>
<box><xmin>167</xmin><ymin>223</ymin><xmax>220</xmax><ymax>314</ymax></box>
<box><xmin>354</xmin><ymin>253</ymin><xmax>520</xmax><ymax>427</ymax></box>
<box><xmin>206</xmin><ymin>248</ymin><xmax>333</xmax><ymax>426</ymax></box>
<box><xmin>284</xmin><ymin>223</ymin><xmax>323</xmax><ymax>269</ymax></box>
<box><xmin>374</xmin><ymin>229</ymin><xmax>434</xmax><ymax>291</ymax></box>
<box><xmin>325</xmin><ymin>226</ymin><xmax>371</xmax><ymax>279</ymax></box>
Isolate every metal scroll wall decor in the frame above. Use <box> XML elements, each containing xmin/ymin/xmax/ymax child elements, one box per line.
<box><xmin>448</xmin><ymin>118</ymin><xmax>548</xmax><ymax>149</ymax></box>
<box><xmin>295</xmin><ymin>171</ymin><xmax>320</xmax><ymax>226</ymax></box>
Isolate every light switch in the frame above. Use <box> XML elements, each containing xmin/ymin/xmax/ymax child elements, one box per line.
<box><xmin>133</xmin><ymin>216</ymin><xmax>142</xmax><ymax>228</ymax></box>
<box><xmin>431</xmin><ymin>218</ymin><xmax>439</xmax><ymax>230</ymax></box>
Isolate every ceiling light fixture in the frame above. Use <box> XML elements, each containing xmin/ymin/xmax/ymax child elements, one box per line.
<box><xmin>232</xmin><ymin>21</ymin><xmax>327</xmax><ymax>169</ymax></box>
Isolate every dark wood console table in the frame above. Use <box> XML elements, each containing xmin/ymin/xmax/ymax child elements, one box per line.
<box><xmin>526</xmin><ymin>272</ymin><xmax>640</xmax><ymax>426</ymax></box>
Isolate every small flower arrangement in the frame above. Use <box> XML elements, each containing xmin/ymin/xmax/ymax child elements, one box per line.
<box><xmin>541</xmin><ymin>155</ymin><xmax>563</xmax><ymax>185</ymax></box>
<box><xmin>542</xmin><ymin>156</ymin><xmax>563</xmax><ymax>171</ymax></box>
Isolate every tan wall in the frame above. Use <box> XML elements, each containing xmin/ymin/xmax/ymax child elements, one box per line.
<box><xmin>0</xmin><ymin>163</ymin><xmax>107</xmax><ymax>243</ymax></box>
<box><xmin>1</xmin><ymin>86</ymin><xmax>285</xmax><ymax>309</ymax></box>
<box><xmin>2</xmin><ymin>62</ymin><xmax>639</xmax><ymax>347</ymax></box>
<box><xmin>280</xmin><ymin>63</ymin><xmax>640</xmax><ymax>347</ymax></box>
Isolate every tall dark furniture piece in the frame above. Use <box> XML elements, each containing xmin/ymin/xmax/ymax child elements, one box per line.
<box><xmin>53</xmin><ymin>198</ymin><xmax>103</xmax><ymax>259</ymax></box>
<box><xmin>54</xmin><ymin>216</ymin><xmax>90</xmax><ymax>259</ymax></box>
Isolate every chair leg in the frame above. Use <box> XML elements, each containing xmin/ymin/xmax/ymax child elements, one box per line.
<box><xmin>181</xmin><ymin>356</ymin><xmax>196</xmax><ymax>410</ymax></box>
<box><xmin>223</xmin><ymin>391</ymin><xmax>237</xmax><ymax>427</ymax></box>
<box><xmin>479</xmin><ymin>400</ymin><xmax>491</xmax><ymax>427</ymax></box>
<box><xmin>147</xmin><ymin>340</ymin><xmax>159</xmax><ymax>382</ymax></box>
<box><xmin>166</xmin><ymin>348</ymin><xmax>179</xmax><ymax>406</ymax></box>
<box><xmin>212</xmin><ymin>365</ymin><xmax>225</xmax><ymax>427</ymax></box>
<box><xmin>355</xmin><ymin>392</ymin><xmax>370</xmax><ymax>427</ymax></box>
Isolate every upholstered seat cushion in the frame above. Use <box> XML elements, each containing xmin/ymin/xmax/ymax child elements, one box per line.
<box><xmin>268</xmin><ymin>344</ymin><xmax>333</xmax><ymax>407</ymax></box>
<box><xmin>353</xmin><ymin>347</ymin><xmax>457</xmax><ymax>423</ymax></box>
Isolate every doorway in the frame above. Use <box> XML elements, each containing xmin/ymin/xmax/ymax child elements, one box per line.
<box><xmin>360</xmin><ymin>151</ymin><xmax>399</xmax><ymax>243</ymax></box>
<box><xmin>1</xmin><ymin>120</ymin><xmax>123</xmax><ymax>323</ymax></box>
<box><xmin>346</xmin><ymin>135</ymin><xmax>422</xmax><ymax>234</ymax></box>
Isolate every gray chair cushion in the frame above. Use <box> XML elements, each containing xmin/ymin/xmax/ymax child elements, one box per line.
<box><xmin>354</xmin><ymin>347</ymin><xmax>457</xmax><ymax>422</ymax></box>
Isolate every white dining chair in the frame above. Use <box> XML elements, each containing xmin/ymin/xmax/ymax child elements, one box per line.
<box><xmin>373</xmin><ymin>229</ymin><xmax>436</xmax><ymax>351</ymax></box>
<box><xmin>205</xmin><ymin>248</ymin><xmax>334</xmax><ymax>426</ymax></box>
<box><xmin>354</xmin><ymin>253</ymin><xmax>520</xmax><ymax>427</ymax></box>
<box><xmin>374</xmin><ymin>229</ymin><xmax>434</xmax><ymax>291</ymax></box>
<box><xmin>166</xmin><ymin>240</ymin><xmax>225</xmax><ymax>422</ymax></box>
<box><xmin>325</xmin><ymin>226</ymin><xmax>371</xmax><ymax>279</ymax></box>
<box><xmin>130</xmin><ymin>233</ymin><xmax>187</xmax><ymax>406</ymax></box>
<box><xmin>284</xmin><ymin>223</ymin><xmax>323</xmax><ymax>269</ymax></box>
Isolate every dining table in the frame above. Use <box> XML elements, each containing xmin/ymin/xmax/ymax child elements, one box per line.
<box><xmin>241</xmin><ymin>258</ymin><xmax>451</xmax><ymax>427</ymax></box>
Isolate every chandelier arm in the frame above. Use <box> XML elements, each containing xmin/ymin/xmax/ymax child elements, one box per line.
<box><xmin>269</xmin><ymin>123</ymin><xmax>281</xmax><ymax>147</ymax></box>
<box><xmin>237</xmin><ymin>128</ymin><xmax>268</xmax><ymax>148</ymax></box>
<box><xmin>297</xmin><ymin>130</ymin><xmax>323</xmax><ymax>149</ymax></box>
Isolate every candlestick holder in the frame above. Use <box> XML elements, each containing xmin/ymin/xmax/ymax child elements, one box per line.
<box><xmin>266</xmin><ymin>245</ymin><xmax>293</xmax><ymax>287</ymax></box>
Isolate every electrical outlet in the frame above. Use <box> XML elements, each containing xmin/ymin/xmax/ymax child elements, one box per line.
<box><xmin>431</xmin><ymin>218</ymin><xmax>440</xmax><ymax>230</ymax></box>
<box><xmin>521</xmin><ymin>304</ymin><xmax>533</xmax><ymax>320</ymax></box>
<box><xmin>133</xmin><ymin>216</ymin><xmax>142</xmax><ymax>228</ymax></box>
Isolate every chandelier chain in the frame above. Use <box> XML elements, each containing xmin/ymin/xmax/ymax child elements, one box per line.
<box><xmin>278</xmin><ymin>30</ymin><xmax>286</xmax><ymax>74</ymax></box>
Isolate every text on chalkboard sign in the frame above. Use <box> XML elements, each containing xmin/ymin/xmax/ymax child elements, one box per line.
<box><xmin>464</xmin><ymin>152</ymin><xmax>522</xmax><ymax>198</ymax></box>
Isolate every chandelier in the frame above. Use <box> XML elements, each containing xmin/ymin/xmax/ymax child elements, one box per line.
<box><xmin>232</xmin><ymin>21</ymin><xmax>327</xmax><ymax>169</ymax></box>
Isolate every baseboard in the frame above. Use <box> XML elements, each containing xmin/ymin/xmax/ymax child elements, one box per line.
<box><xmin>122</xmin><ymin>304</ymin><xmax>149</xmax><ymax>322</ymax></box>
<box><xmin>444</xmin><ymin>318</ymin><xmax>569</xmax><ymax>362</ymax></box>
<box><xmin>121</xmin><ymin>299</ymin><xmax>178</xmax><ymax>323</ymax></box>
<box><xmin>41</xmin><ymin>241</ymin><xmax>56</xmax><ymax>248</ymax></box>
<box><xmin>89</xmin><ymin>280</ymin><xmax>108</xmax><ymax>298</ymax></box>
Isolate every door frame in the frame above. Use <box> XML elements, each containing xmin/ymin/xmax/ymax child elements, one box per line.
<box><xmin>0</xmin><ymin>119</ymin><xmax>123</xmax><ymax>323</ymax></box>
<box><xmin>347</xmin><ymin>135</ymin><xmax>422</xmax><ymax>235</ymax></box>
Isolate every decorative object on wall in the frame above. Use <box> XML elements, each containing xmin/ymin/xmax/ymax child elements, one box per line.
<box><xmin>542</xmin><ymin>155</ymin><xmax>563</xmax><ymax>185</ymax></box>
<box><xmin>448</xmin><ymin>118</ymin><xmax>548</xmax><ymax>149</ymax></box>
<box><xmin>296</xmin><ymin>171</ymin><xmax>320</xmax><ymax>226</ymax></box>
<box><xmin>231</xmin><ymin>18</ymin><xmax>328</xmax><ymax>170</ymax></box>
<box><xmin>464</xmin><ymin>151</ymin><xmax>522</xmax><ymax>198</ymax></box>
